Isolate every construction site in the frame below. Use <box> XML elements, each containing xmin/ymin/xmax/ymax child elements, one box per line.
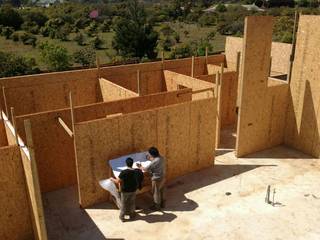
<box><xmin>0</xmin><ymin>15</ymin><xmax>320</xmax><ymax>240</ymax></box>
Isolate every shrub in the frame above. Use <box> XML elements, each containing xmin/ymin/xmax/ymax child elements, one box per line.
<box><xmin>73</xmin><ymin>47</ymin><xmax>96</xmax><ymax>67</ymax></box>
<box><xmin>73</xmin><ymin>32</ymin><xmax>85</xmax><ymax>46</ymax></box>
<box><xmin>20</xmin><ymin>32</ymin><xmax>37</xmax><ymax>47</ymax></box>
<box><xmin>11</xmin><ymin>32</ymin><xmax>20</xmax><ymax>42</ymax></box>
<box><xmin>39</xmin><ymin>42</ymin><xmax>72</xmax><ymax>71</ymax></box>
<box><xmin>1</xmin><ymin>26</ymin><xmax>14</xmax><ymax>39</ymax></box>
<box><xmin>90</xmin><ymin>36</ymin><xmax>104</xmax><ymax>49</ymax></box>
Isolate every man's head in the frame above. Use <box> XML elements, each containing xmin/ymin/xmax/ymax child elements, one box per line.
<box><xmin>126</xmin><ymin>157</ymin><xmax>134</xmax><ymax>168</ymax></box>
<box><xmin>147</xmin><ymin>147</ymin><xmax>159</xmax><ymax>160</ymax></box>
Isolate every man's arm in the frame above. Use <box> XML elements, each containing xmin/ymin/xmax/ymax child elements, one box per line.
<box><xmin>110</xmin><ymin>177</ymin><xmax>122</xmax><ymax>185</ymax></box>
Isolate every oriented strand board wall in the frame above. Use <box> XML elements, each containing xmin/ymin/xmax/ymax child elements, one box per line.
<box><xmin>75</xmin><ymin>98</ymin><xmax>216</xmax><ymax>207</ymax></box>
<box><xmin>15</xmin><ymin>110</ymin><xmax>76</xmax><ymax>193</ymax></box>
<box><xmin>0</xmin><ymin>146</ymin><xmax>34</xmax><ymax>240</ymax></box>
<box><xmin>220</xmin><ymin>72</ymin><xmax>238</xmax><ymax>127</ymax></box>
<box><xmin>0</xmin><ymin>120</ymin><xmax>8</xmax><ymax>147</ymax></box>
<box><xmin>207</xmin><ymin>64</ymin><xmax>230</xmax><ymax>75</ymax></box>
<box><xmin>163</xmin><ymin>70</ymin><xmax>214</xmax><ymax>100</ymax></box>
<box><xmin>99</xmin><ymin>78</ymin><xmax>138</xmax><ymax>101</ymax></box>
<box><xmin>100</xmin><ymin>55</ymin><xmax>224</xmax><ymax>94</ymax></box>
<box><xmin>284</xmin><ymin>15</ymin><xmax>320</xmax><ymax>158</ymax></box>
<box><xmin>14</xmin><ymin>89</ymin><xmax>192</xmax><ymax>193</ymax></box>
<box><xmin>236</xmin><ymin>16</ymin><xmax>289</xmax><ymax>157</ymax></box>
<box><xmin>225</xmin><ymin>36</ymin><xmax>292</xmax><ymax>74</ymax></box>
<box><xmin>0</xmin><ymin>69</ymin><xmax>101</xmax><ymax>116</ymax></box>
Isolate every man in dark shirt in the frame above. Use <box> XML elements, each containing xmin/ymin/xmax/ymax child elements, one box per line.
<box><xmin>111</xmin><ymin>157</ymin><xmax>143</xmax><ymax>221</ymax></box>
<box><xmin>137</xmin><ymin>147</ymin><xmax>166</xmax><ymax>211</ymax></box>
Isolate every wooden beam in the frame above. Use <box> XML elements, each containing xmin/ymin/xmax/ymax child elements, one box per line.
<box><xmin>96</xmin><ymin>56</ymin><xmax>100</xmax><ymax>79</ymax></box>
<box><xmin>269</xmin><ymin>56</ymin><xmax>272</xmax><ymax>76</ymax></box>
<box><xmin>287</xmin><ymin>11</ymin><xmax>299</xmax><ymax>83</ymax></box>
<box><xmin>191</xmin><ymin>56</ymin><xmax>195</xmax><ymax>77</ymax></box>
<box><xmin>215</xmin><ymin>72</ymin><xmax>220</xmax><ymax>98</ymax></box>
<box><xmin>236</xmin><ymin>51</ymin><xmax>241</xmax><ymax>74</ymax></box>
<box><xmin>192</xmin><ymin>87</ymin><xmax>214</xmax><ymax>95</ymax></box>
<box><xmin>2</xmin><ymin>86</ymin><xmax>8</xmax><ymax>117</ymax></box>
<box><xmin>23</xmin><ymin>119</ymin><xmax>48</xmax><ymax>240</ymax></box>
<box><xmin>10</xmin><ymin>107</ymin><xmax>19</xmax><ymax>145</ymax></box>
<box><xmin>215</xmin><ymin>71</ymin><xmax>222</xmax><ymax>149</ymax></box>
<box><xmin>205</xmin><ymin>47</ymin><xmax>208</xmax><ymax>64</ymax></box>
<box><xmin>69</xmin><ymin>92</ymin><xmax>75</xmax><ymax>136</ymax></box>
<box><xmin>57</xmin><ymin>117</ymin><xmax>73</xmax><ymax>138</ymax></box>
<box><xmin>137</xmin><ymin>70</ymin><xmax>141</xmax><ymax>96</ymax></box>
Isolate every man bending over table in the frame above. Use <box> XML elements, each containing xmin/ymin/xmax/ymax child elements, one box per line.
<box><xmin>137</xmin><ymin>147</ymin><xmax>166</xmax><ymax>211</ymax></box>
<box><xmin>111</xmin><ymin>157</ymin><xmax>143</xmax><ymax>222</ymax></box>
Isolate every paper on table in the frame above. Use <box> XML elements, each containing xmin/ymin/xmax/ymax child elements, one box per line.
<box><xmin>109</xmin><ymin>152</ymin><xmax>151</xmax><ymax>177</ymax></box>
<box><xmin>99</xmin><ymin>179</ymin><xmax>121</xmax><ymax>208</ymax></box>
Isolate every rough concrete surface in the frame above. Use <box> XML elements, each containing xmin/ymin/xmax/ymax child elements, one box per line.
<box><xmin>44</xmin><ymin>145</ymin><xmax>320</xmax><ymax>240</ymax></box>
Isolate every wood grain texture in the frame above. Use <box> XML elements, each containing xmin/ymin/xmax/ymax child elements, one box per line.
<box><xmin>0</xmin><ymin>145</ymin><xmax>34</xmax><ymax>240</ymax></box>
<box><xmin>284</xmin><ymin>15</ymin><xmax>320</xmax><ymax>158</ymax></box>
<box><xmin>0</xmin><ymin>120</ymin><xmax>8</xmax><ymax>147</ymax></box>
<box><xmin>75</xmin><ymin>98</ymin><xmax>216</xmax><ymax>207</ymax></box>
<box><xmin>236</xmin><ymin>16</ymin><xmax>289</xmax><ymax>157</ymax></box>
<box><xmin>225</xmin><ymin>36</ymin><xmax>292</xmax><ymax>74</ymax></box>
<box><xmin>99</xmin><ymin>78</ymin><xmax>138</xmax><ymax>101</ymax></box>
<box><xmin>163</xmin><ymin>70</ymin><xmax>214</xmax><ymax>100</ymax></box>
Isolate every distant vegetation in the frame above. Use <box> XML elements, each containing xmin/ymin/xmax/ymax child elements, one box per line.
<box><xmin>0</xmin><ymin>0</ymin><xmax>319</xmax><ymax>76</ymax></box>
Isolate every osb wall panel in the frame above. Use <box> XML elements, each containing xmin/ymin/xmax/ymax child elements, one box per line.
<box><xmin>196</xmin><ymin>74</ymin><xmax>216</xmax><ymax>83</ymax></box>
<box><xmin>13</xmin><ymin>89</ymin><xmax>192</xmax><ymax>192</ymax></box>
<box><xmin>16</xmin><ymin>110</ymin><xmax>76</xmax><ymax>193</ymax></box>
<box><xmin>4</xmin><ymin>117</ymin><xmax>17</xmax><ymax>146</ymax></box>
<box><xmin>75</xmin><ymin>98</ymin><xmax>216</xmax><ymax>207</ymax></box>
<box><xmin>225</xmin><ymin>36</ymin><xmax>292</xmax><ymax>74</ymax></box>
<box><xmin>207</xmin><ymin>64</ymin><xmax>230</xmax><ymax>75</ymax></box>
<box><xmin>99</xmin><ymin>78</ymin><xmax>138</xmax><ymax>101</ymax></box>
<box><xmin>20</xmin><ymin>146</ymin><xmax>47</xmax><ymax>240</ymax></box>
<box><xmin>2</xmin><ymin>78</ymin><xmax>101</xmax><ymax>117</ymax></box>
<box><xmin>99</xmin><ymin>55</ymin><xmax>224</xmax><ymax>94</ymax></box>
<box><xmin>163</xmin><ymin>70</ymin><xmax>214</xmax><ymax>100</ymax></box>
<box><xmin>236</xmin><ymin>16</ymin><xmax>289</xmax><ymax>157</ymax></box>
<box><xmin>0</xmin><ymin>146</ymin><xmax>33</xmax><ymax>240</ymax></box>
<box><xmin>220</xmin><ymin>72</ymin><xmax>238</xmax><ymax>127</ymax></box>
<box><xmin>0</xmin><ymin>120</ymin><xmax>8</xmax><ymax>147</ymax></box>
<box><xmin>284</xmin><ymin>15</ymin><xmax>320</xmax><ymax>158</ymax></box>
<box><xmin>75</xmin><ymin>89</ymin><xmax>192</xmax><ymax>122</ymax></box>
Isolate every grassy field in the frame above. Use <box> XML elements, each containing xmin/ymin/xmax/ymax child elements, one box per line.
<box><xmin>0</xmin><ymin>23</ymin><xmax>226</xmax><ymax>70</ymax></box>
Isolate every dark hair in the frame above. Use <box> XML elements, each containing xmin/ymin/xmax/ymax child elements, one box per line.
<box><xmin>148</xmin><ymin>147</ymin><xmax>159</xmax><ymax>158</ymax></box>
<box><xmin>126</xmin><ymin>157</ymin><xmax>133</xmax><ymax>167</ymax></box>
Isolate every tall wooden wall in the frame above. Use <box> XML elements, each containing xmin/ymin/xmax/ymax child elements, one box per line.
<box><xmin>284</xmin><ymin>15</ymin><xmax>320</xmax><ymax>158</ymax></box>
<box><xmin>74</xmin><ymin>98</ymin><xmax>216</xmax><ymax>207</ymax></box>
<box><xmin>0</xmin><ymin>69</ymin><xmax>101</xmax><ymax>116</ymax></box>
<box><xmin>236</xmin><ymin>16</ymin><xmax>289</xmax><ymax>157</ymax></box>
<box><xmin>14</xmin><ymin>90</ymin><xmax>192</xmax><ymax>193</ymax></box>
<box><xmin>0</xmin><ymin>145</ymin><xmax>34</xmax><ymax>240</ymax></box>
<box><xmin>99</xmin><ymin>78</ymin><xmax>138</xmax><ymax>101</ymax></box>
<box><xmin>0</xmin><ymin>119</ymin><xmax>8</xmax><ymax>146</ymax></box>
<box><xmin>225</xmin><ymin>36</ymin><xmax>292</xmax><ymax>74</ymax></box>
<box><xmin>163</xmin><ymin>70</ymin><xmax>214</xmax><ymax>100</ymax></box>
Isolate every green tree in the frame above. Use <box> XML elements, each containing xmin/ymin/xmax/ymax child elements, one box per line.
<box><xmin>1</xmin><ymin>26</ymin><xmax>14</xmax><ymax>39</ymax></box>
<box><xmin>0</xmin><ymin>51</ymin><xmax>39</xmax><ymax>77</ymax></box>
<box><xmin>73</xmin><ymin>47</ymin><xmax>96</xmax><ymax>67</ymax></box>
<box><xmin>112</xmin><ymin>0</ymin><xmax>159</xmax><ymax>59</ymax></box>
<box><xmin>39</xmin><ymin>42</ymin><xmax>72</xmax><ymax>71</ymax></box>
<box><xmin>0</xmin><ymin>5</ymin><xmax>23</xmax><ymax>29</ymax></box>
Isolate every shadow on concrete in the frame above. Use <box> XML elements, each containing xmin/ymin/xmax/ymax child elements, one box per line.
<box><xmin>242</xmin><ymin>145</ymin><xmax>314</xmax><ymax>159</ymax></box>
<box><xmin>43</xmin><ymin>187</ymin><xmax>108</xmax><ymax>240</ymax></box>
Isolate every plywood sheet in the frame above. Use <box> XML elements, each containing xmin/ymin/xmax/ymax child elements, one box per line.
<box><xmin>0</xmin><ymin>69</ymin><xmax>100</xmax><ymax>116</ymax></box>
<box><xmin>0</xmin><ymin>146</ymin><xmax>34</xmax><ymax>240</ymax></box>
<box><xmin>163</xmin><ymin>70</ymin><xmax>214</xmax><ymax>100</ymax></box>
<box><xmin>236</xmin><ymin>16</ymin><xmax>289</xmax><ymax>157</ymax></box>
<box><xmin>0</xmin><ymin>120</ymin><xmax>8</xmax><ymax>147</ymax></box>
<box><xmin>225</xmin><ymin>36</ymin><xmax>292</xmax><ymax>74</ymax></box>
<box><xmin>75</xmin><ymin>98</ymin><xmax>216</xmax><ymax>207</ymax></box>
<box><xmin>99</xmin><ymin>78</ymin><xmax>138</xmax><ymax>101</ymax></box>
<box><xmin>284</xmin><ymin>15</ymin><xmax>320</xmax><ymax>158</ymax></box>
<box><xmin>16</xmin><ymin>109</ymin><xmax>76</xmax><ymax>193</ymax></box>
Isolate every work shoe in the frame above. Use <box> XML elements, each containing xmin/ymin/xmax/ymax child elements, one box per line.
<box><xmin>149</xmin><ymin>204</ymin><xmax>161</xmax><ymax>211</ymax></box>
<box><xmin>161</xmin><ymin>200</ymin><xmax>166</xmax><ymax>208</ymax></box>
<box><xmin>119</xmin><ymin>216</ymin><xmax>125</xmax><ymax>222</ymax></box>
<box><xmin>129</xmin><ymin>212</ymin><xmax>136</xmax><ymax>220</ymax></box>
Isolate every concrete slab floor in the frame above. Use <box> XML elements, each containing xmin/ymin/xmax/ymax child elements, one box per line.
<box><xmin>43</xmin><ymin>146</ymin><xmax>320</xmax><ymax>240</ymax></box>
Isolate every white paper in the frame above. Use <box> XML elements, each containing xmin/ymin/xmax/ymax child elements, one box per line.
<box><xmin>99</xmin><ymin>179</ymin><xmax>121</xmax><ymax>208</ymax></box>
<box><xmin>109</xmin><ymin>152</ymin><xmax>151</xmax><ymax>177</ymax></box>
